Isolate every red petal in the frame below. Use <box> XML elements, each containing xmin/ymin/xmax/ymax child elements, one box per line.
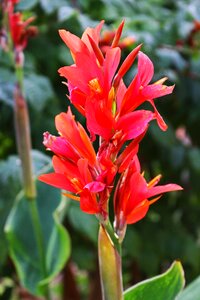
<box><xmin>149</xmin><ymin>99</ymin><xmax>168</xmax><ymax>131</ymax></box>
<box><xmin>147</xmin><ymin>183</ymin><xmax>183</xmax><ymax>199</ymax></box>
<box><xmin>114</xmin><ymin>44</ymin><xmax>142</xmax><ymax>88</ymax></box>
<box><xmin>126</xmin><ymin>201</ymin><xmax>149</xmax><ymax>224</ymax></box>
<box><xmin>80</xmin><ymin>191</ymin><xmax>99</xmax><ymax>214</ymax></box>
<box><xmin>55</xmin><ymin>108</ymin><xmax>96</xmax><ymax>166</ymax></box>
<box><xmin>82</xmin><ymin>20</ymin><xmax>104</xmax><ymax>50</ymax></box>
<box><xmin>142</xmin><ymin>83</ymin><xmax>174</xmax><ymax>100</ymax></box>
<box><xmin>119</xmin><ymin>74</ymin><xmax>141</xmax><ymax>115</ymax></box>
<box><xmin>59</xmin><ymin>29</ymin><xmax>88</xmax><ymax>57</ymax></box>
<box><xmin>58</xmin><ymin>65</ymin><xmax>89</xmax><ymax>93</ymax></box>
<box><xmin>116</xmin><ymin>110</ymin><xmax>154</xmax><ymax>140</ymax></box>
<box><xmin>77</xmin><ymin>158</ymin><xmax>93</xmax><ymax>184</ymax></box>
<box><xmin>52</xmin><ymin>156</ymin><xmax>80</xmax><ymax>179</ymax></box>
<box><xmin>38</xmin><ymin>173</ymin><xmax>75</xmax><ymax>192</ymax></box>
<box><xmin>138</xmin><ymin>51</ymin><xmax>154</xmax><ymax>86</ymax></box>
<box><xmin>87</xmin><ymin>34</ymin><xmax>104</xmax><ymax>65</ymax></box>
<box><xmin>85</xmin><ymin>99</ymin><xmax>114</xmax><ymax>140</ymax></box>
<box><xmin>111</xmin><ymin>20</ymin><xmax>125</xmax><ymax>48</ymax></box>
<box><xmin>103</xmin><ymin>47</ymin><xmax>121</xmax><ymax>88</ymax></box>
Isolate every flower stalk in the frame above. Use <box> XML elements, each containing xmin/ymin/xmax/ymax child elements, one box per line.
<box><xmin>98</xmin><ymin>225</ymin><xmax>123</xmax><ymax>300</ymax></box>
<box><xmin>14</xmin><ymin>82</ymin><xmax>36</xmax><ymax>199</ymax></box>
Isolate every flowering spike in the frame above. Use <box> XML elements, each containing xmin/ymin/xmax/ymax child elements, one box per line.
<box><xmin>39</xmin><ymin>20</ymin><xmax>182</xmax><ymax>229</ymax></box>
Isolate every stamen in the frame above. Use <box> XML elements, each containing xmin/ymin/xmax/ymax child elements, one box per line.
<box><xmin>154</xmin><ymin>77</ymin><xmax>168</xmax><ymax>85</ymax></box>
<box><xmin>148</xmin><ymin>174</ymin><xmax>162</xmax><ymax>188</ymax></box>
<box><xmin>88</xmin><ymin>78</ymin><xmax>102</xmax><ymax>93</ymax></box>
<box><xmin>62</xmin><ymin>193</ymin><xmax>80</xmax><ymax>201</ymax></box>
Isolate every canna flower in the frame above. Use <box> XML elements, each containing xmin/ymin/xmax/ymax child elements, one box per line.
<box><xmin>1</xmin><ymin>0</ymin><xmax>37</xmax><ymax>64</ymax></box>
<box><xmin>114</xmin><ymin>159</ymin><xmax>183</xmax><ymax>241</ymax></box>
<box><xmin>39</xmin><ymin>20</ymin><xmax>182</xmax><ymax>231</ymax></box>
<box><xmin>9</xmin><ymin>12</ymin><xmax>37</xmax><ymax>53</ymax></box>
<box><xmin>58</xmin><ymin>21</ymin><xmax>174</xmax><ymax>145</ymax></box>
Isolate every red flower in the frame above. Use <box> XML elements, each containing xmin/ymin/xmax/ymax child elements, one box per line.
<box><xmin>39</xmin><ymin>20</ymin><xmax>182</xmax><ymax>227</ymax></box>
<box><xmin>114</xmin><ymin>159</ymin><xmax>182</xmax><ymax>240</ymax></box>
<box><xmin>9</xmin><ymin>12</ymin><xmax>37</xmax><ymax>52</ymax></box>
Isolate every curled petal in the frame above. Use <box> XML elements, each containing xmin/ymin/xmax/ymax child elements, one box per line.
<box><xmin>149</xmin><ymin>99</ymin><xmax>168</xmax><ymax>131</ymax></box>
<box><xmin>84</xmin><ymin>181</ymin><xmax>106</xmax><ymax>192</ymax></box>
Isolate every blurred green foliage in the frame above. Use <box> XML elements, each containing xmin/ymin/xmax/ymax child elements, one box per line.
<box><xmin>1</xmin><ymin>0</ymin><xmax>200</xmax><ymax>298</ymax></box>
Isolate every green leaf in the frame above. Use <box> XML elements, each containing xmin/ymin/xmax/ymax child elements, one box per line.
<box><xmin>24</xmin><ymin>74</ymin><xmax>54</xmax><ymax>111</ymax></box>
<box><xmin>16</xmin><ymin>0</ymin><xmax>38</xmax><ymax>10</ymax></box>
<box><xmin>0</xmin><ymin>151</ymin><xmax>51</xmax><ymax>267</ymax></box>
<box><xmin>177</xmin><ymin>275</ymin><xmax>200</xmax><ymax>300</ymax></box>
<box><xmin>124</xmin><ymin>261</ymin><xmax>185</xmax><ymax>300</ymax></box>
<box><xmin>67</xmin><ymin>202</ymin><xmax>98</xmax><ymax>244</ymax></box>
<box><xmin>5</xmin><ymin>180</ymin><xmax>70</xmax><ymax>297</ymax></box>
<box><xmin>0</xmin><ymin>156</ymin><xmax>22</xmax><ymax>266</ymax></box>
<box><xmin>39</xmin><ymin>0</ymin><xmax>69</xmax><ymax>14</ymax></box>
<box><xmin>0</xmin><ymin>68</ymin><xmax>15</xmax><ymax>106</ymax></box>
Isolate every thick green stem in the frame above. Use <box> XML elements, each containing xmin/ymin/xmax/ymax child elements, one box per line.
<box><xmin>98</xmin><ymin>225</ymin><xmax>123</xmax><ymax>300</ymax></box>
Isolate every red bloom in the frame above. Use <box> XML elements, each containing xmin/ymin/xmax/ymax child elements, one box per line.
<box><xmin>39</xmin><ymin>20</ymin><xmax>182</xmax><ymax>227</ymax></box>
<box><xmin>1</xmin><ymin>0</ymin><xmax>37</xmax><ymax>55</ymax></box>
<box><xmin>9</xmin><ymin>12</ymin><xmax>37</xmax><ymax>52</ymax></box>
<box><xmin>114</xmin><ymin>159</ymin><xmax>182</xmax><ymax>240</ymax></box>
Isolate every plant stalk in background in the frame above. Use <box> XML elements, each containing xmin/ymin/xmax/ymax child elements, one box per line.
<box><xmin>1</xmin><ymin>1</ymin><xmax>51</xmax><ymax>299</ymax></box>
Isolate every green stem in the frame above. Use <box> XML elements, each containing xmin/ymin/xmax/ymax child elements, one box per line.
<box><xmin>104</xmin><ymin>220</ymin><xmax>121</xmax><ymax>254</ymax></box>
<box><xmin>98</xmin><ymin>225</ymin><xmax>123</xmax><ymax>300</ymax></box>
<box><xmin>29</xmin><ymin>199</ymin><xmax>51</xmax><ymax>300</ymax></box>
<box><xmin>14</xmin><ymin>64</ymin><xmax>52</xmax><ymax>300</ymax></box>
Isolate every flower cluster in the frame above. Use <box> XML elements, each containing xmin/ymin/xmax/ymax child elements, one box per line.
<box><xmin>0</xmin><ymin>0</ymin><xmax>37</xmax><ymax>65</ymax></box>
<box><xmin>39</xmin><ymin>21</ymin><xmax>182</xmax><ymax>239</ymax></box>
